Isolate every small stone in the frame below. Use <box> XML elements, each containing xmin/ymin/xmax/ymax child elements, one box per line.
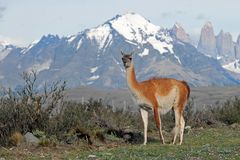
<box><xmin>185</xmin><ymin>126</ymin><xmax>191</xmax><ymax>130</ymax></box>
<box><xmin>230</xmin><ymin>123</ymin><xmax>240</xmax><ymax>129</ymax></box>
<box><xmin>88</xmin><ymin>154</ymin><xmax>97</xmax><ymax>158</ymax></box>
<box><xmin>24</xmin><ymin>132</ymin><xmax>39</xmax><ymax>144</ymax></box>
<box><xmin>123</xmin><ymin>134</ymin><xmax>131</xmax><ymax>140</ymax></box>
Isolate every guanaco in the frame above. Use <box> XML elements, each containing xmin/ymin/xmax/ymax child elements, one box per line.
<box><xmin>121</xmin><ymin>51</ymin><xmax>190</xmax><ymax>145</ymax></box>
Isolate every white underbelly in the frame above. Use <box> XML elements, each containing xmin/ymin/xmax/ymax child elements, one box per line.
<box><xmin>156</xmin><ymin>87</ymin><xmax>178</xmax><ymax>114</ymax></box>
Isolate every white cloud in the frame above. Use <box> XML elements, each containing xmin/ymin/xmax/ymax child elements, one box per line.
<box><xmin>161</xmin><ymin>10</ymin><xmax>186</xmax><ymax>18</ymax></box>
<box><xmin>0</xmin><ymin>5</ymin><xmax>6</xmax><ymax>19</ymax></box>
<box><xmin>196</xmin><ymin>14</ymin><xmax>207</xmax><ymax>20</ymax></box>
<box><xmin>0</xmin><ymin>35</ymin><xmax>26</xmax><ymax>47</ymax></box>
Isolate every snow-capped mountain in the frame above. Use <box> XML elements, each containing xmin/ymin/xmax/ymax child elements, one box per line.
<box><xmin>223</xmin><ymin>60</ymin><xmax>240</xmax><ymax>73</ymax></box>
<box><xmin>0</xmin><ymin>13</ymin><xmax>239</xmax><ymax>89</ymax></box>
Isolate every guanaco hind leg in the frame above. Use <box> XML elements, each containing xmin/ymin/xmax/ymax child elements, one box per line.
<box><xmin>172</xmin><ymin>109</ymin><xmax>185</xmax><ymax>145</ymax></box>
<box><xmin>140</xmin><ymin>108</ymin><xmax>148</xmax><ymax>145</ymax></box>
<box><xmin>153</xmin><ymin>107</ymin><xmax>165</xmax><ymax>144</ymax></box>
<box><xmin>179</xmin><ymin>115</ymin><xmax>185</xmax><ymax>145</ymax></box>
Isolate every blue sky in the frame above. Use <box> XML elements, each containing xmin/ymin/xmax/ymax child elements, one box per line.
<box><xmin>0</xmin><ymin>0</ymin><xmax>239</xmax><ymax>46</ymax></box>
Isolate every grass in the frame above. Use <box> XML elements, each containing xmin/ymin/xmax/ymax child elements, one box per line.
<box><xmin>72</xmin><ymin>127</ymin><xmax>240</xmax><ymax>160</ymax></box>
<box><xmin>1</xmin><ymin>127</ymin><xmax>239</xmax><ymax>159</ymax></box>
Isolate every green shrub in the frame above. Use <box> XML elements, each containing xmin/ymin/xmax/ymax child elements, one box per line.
<box><xmin>1</xmin><ymin>71</ymin><xmax>240</xmax><ymax>146</ymax></box>
<box><xmin>184</xmin><ymin>96</ymin><xmax>240</xmax><ymax>127</ymax></box>
<box><xmin>0</xmin><ymin>71</ymin><xmax>65</xmax><ymax>146</ymax></box>
<box><xmin>215</xmin><ymin>96</ymin><xmax>240</xmax><ymax>124</ymax></box>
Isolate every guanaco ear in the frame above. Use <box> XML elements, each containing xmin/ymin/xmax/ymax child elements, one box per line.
<box><xmin>121</xmin><ymin>51</ymin><xmax>124</xmax><ymax>56</ymax></box>
<box><xmin>130</xmin><ymin>52</ymin><xmax>134</xmax><ymax>56</ymax></box>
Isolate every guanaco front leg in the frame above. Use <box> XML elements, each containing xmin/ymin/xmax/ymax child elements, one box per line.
<box><xmin>153</xmin><ymin>107</ymin><xmax>165</xmax><ymax>144</ymax></box>
<box><xmin>140</xmin><ymin>108</ymin><xmax>148</xmax><ymax>145</ymax></box>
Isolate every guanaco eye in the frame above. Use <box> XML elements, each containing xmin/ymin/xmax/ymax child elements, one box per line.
<box><xmin>129</xmin><ymin>58</ymin><xmax>132</xmax><ymax>61</ymax></box>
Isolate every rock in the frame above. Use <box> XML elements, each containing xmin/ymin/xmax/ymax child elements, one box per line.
<box><xmin>199</xmin><ymin>127</ymin><xmax>204</xmax><ymax>130</ymax></box>
<box><xmin>230</xmin><ymin>123</ymin><xmax>240</xmax><ymax>129</ymax></box>
<box><xmin>123</xmin><ymin>133</ymin><xmax>132</xmax><ymax>141</ymax></box>
<box><xmin>216</xmin><ymin>30</ymin><xmax>235</xmax><ymax>62</ymax></box>
<box><xmin>24</xmin><ymin>132</ymin><xmax>39</xmax><ymax>144</ymax></box>
<box><xmin>88</xmin><ymin>155</ymin><xmax>98</xmax><ymax>160</ymax></box>
<box><xmin>197</xmin><ymin>21</ymin><xmax>217</xmax><ymax>57</ymax></box>
<box><xmin>237</xmin><ymin>34</ymin><xmax>240</xmax><ymax>46</ymax></box>
<box><xmin>235</xmin><ymin>45</ymin><xmax>240</xmax><ymax>59</ymax></box>
<box><xmin>185</xmin><ymin>125</ymin><xmax>191</xmax><ymax>130</ymax></box>
<box><xmin>235</xmin><ymin>35</ymin><xmax>240</xmax><ymax>59</ymax></box>
<box><xmin>171</xmin><ymin>23</ymin><xmax>191</xmax><ymax>44</ymax></box>
<box><xmin>184</xmin><ymin>126</ymin><xmax>192</xmax><ymax>134</ymax></box>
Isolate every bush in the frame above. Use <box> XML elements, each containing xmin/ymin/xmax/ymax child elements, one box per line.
<box><xmin>9</xmin><ymin>131</ymin><xmax>24</xmax><ymax>146</ymax></box>
<box><xmin>0</xmin><ymin>71</ymin><xmax>66</xmax><ymax>146</ymax></box>
<box><xmin>47</xmin><ymin>99</ymin><xmax>145</xmax><ymax>142</ymax></box>
<box><xmin>215</xmin><ymin>97</ymin><xmax>240</xmax><ymax>124</ymax></box>
<box><xmin>184</xmin><ymin>96</ymin><xmax>240</xmax><ymax>128</ymax></box>
<box><xmin>1</xmin><ymin>71</ymin><xmax>240</xmax><ymax>146</ymax></box>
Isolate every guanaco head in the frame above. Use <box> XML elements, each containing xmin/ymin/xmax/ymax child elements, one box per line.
<box><xmin>121</xmin><ymin>51</ymin><xmax>133</xmax><ymax>69</ymax></box>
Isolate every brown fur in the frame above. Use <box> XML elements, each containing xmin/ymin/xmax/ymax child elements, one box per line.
<box><xmin>128</xmin><ymin>66</ymin><xmax>190</xmax><ymax>111</ymax></box>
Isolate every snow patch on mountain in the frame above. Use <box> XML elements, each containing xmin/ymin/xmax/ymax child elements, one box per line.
<box><xmin>28</xmin><ymin>59</ymin><xmax>52</xmax><ymax>74</ymax></box>
<box><xmin>139</xmin><ymin>48</ymin><xmax>149</xmax><ymax>57</ymax></box>
<box><xmin>89</xmin><ymin>75</ymin><xmax>100</xmax><ymax>81</ymax></box>
<box><xmin>67</xmin><ymin>35</ymin><xmax>77</xmax><ymax>43</ymax></box>
<box><xmin>223</xmin><ymin>60</ymin><xmax>240</xmax><ymax>73</ymax></box>
<box><xmin>174</xmin><ymin>55</ymin><xmax>182</xmax><ymax>64</ymax></box>
<box><xmin>76</xmin><ymin>39</ymin><xmax>83</xmax><ymax>50</ymax></box>
<box><xmin>0</xmin><ymin>40</ymin><xmax>11</xmax><ymax>47</ymax></box>
<box><xmin>0</xmin><ymin>47</ymin><xmax>12</xmax><ymax>61</ymax></box>
<box><xmin>217</xmin><ymin>56</ymin><xmax>222</xmax><ymax>60</ymax></box>
<box><xmin>90</xmin><ymin>66</ymin><xmax>98</xmax><ymax>73</ymax></box>
<box><xmin>147</xmin><ymin>37</ymin><xmax>173</xmax><ymax>54</ymax></box>
<box><xmin>111</xmin><ymin>13</ymin><xmax>161</xmax><ymax>43</ymax></box>
<box><xmin>21</xmin><ymin>39</ymin><xmax>39</xmax><ymax>54</ymax></box>
<box><xmin>87</xmin><ymin>25</ymin><xmax>112</xmax><ymax>50</ymax></box>
<box><xmin>0</xmin><ymin>42</ymin><xmax>15</xmax><ymax>61</ymax></box>
<box><xmin>125</xmin><ymin>40</ymin><xmax>137</xmax><ymax>46</ymax></box>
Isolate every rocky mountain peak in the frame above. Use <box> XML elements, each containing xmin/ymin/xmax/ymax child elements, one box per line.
<box><xmin>0</xmin><ymin>40</ymin><xmax>10</xmax><ymax>46</ymax></box>
<box><xmin>40</xmin><ymin>34</ymin><xmax>60</xmax><ymax>43</ymax></box>
<box><xmin>197</xmin><ymin>21</ymin><xmax>217</xmax><ymax>57</ymax></box>
<box><xmin>204</xmin><ymin>21</ymin><xmax>213</xmax><ymax>28</ymax></box>
<box><xmin>106</xmin><ymin>12</ymin><xmax>161</xmax><ymax>43</ymax></box>
<box><xmin>235</xmin><ymin>34</ymin><xmax>240</xmax><ymax>59</ymax></box>
<box><xmin>216</xmin><ymin>30</ymin><xmax>234</xmax><ymax>62</ymax></box>
<box><xmin>237</xmin><ymin>34</ymin><xmax>240</xmax><ymax>45</ymax></box>
<box><xmin>171</xmin><ymin>22</ymin><xmax>191</xmax><ymax>43</ymax></box>
<box><xmin>0</xmin><ymin>41</ymin><xmax>14</xmax><ymax>61</ymax></box>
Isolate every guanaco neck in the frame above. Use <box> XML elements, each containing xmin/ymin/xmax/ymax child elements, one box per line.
<box><xmin>126</xmin><ymin>63</ymin><xmax>140</xmax><ymax>92</ymax></box>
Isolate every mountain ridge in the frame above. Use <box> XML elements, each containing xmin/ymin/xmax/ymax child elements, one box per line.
<box><xmin>0</xmin><ymin>13</ymin><xmax>239</xmax><ymax>89</ymax></box>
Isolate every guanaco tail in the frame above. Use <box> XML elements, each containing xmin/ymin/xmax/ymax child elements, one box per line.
<box><xmin>121</xmin><ymin>51</ymin><xmax>190</xmax><ymax>145</ymax></box>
